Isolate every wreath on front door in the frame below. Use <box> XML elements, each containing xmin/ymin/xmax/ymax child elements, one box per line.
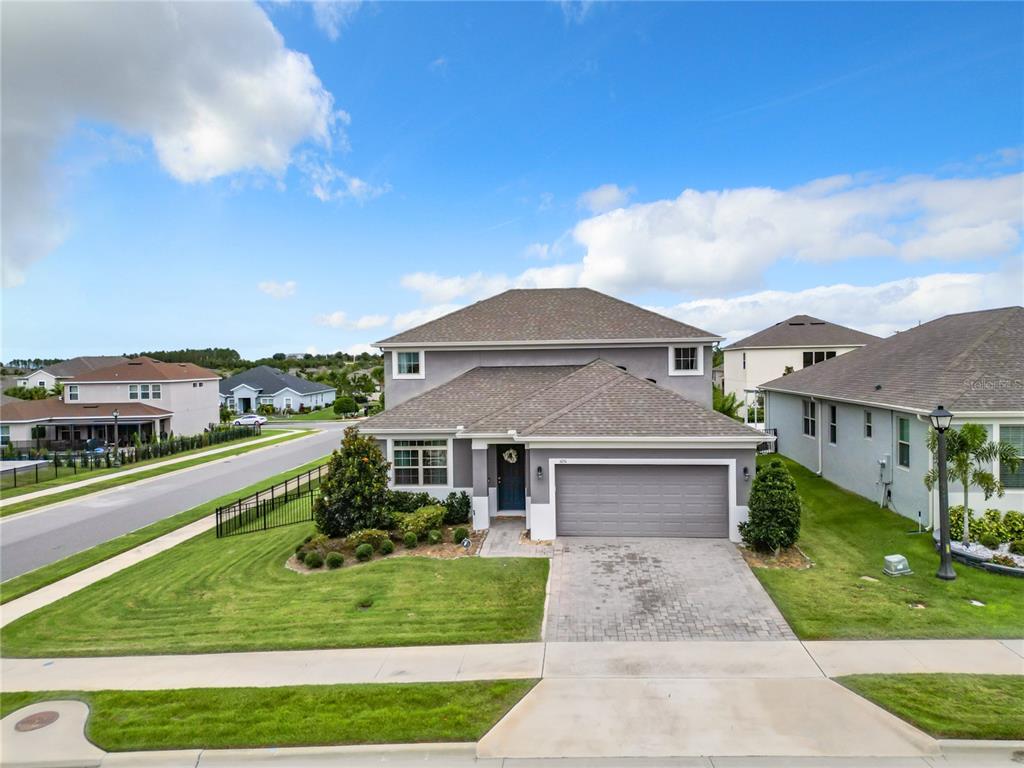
<box><xmin>502</xmin><ymin>448</ymin><xmax>518</xmax><ymax>464</ymax></box>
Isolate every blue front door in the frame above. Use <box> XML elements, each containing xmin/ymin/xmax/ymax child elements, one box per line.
<box><xmin>497</xmin><ymin>444</ymin><xmax>526</xmax><ymax>511</ymax></box>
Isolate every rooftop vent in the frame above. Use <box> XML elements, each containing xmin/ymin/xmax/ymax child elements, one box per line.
<box><xmin>874</xmin><ymin>384</ymin><xmax>882</xmax><ymax>391</ymax></box>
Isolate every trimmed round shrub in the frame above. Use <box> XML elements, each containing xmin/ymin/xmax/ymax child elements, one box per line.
<box><xmin>325</xmin><ymin>552</ymin><xmax>344</xmax><ymax>569</ymax></box>
<box><xmin>442</xmin><ymin>491</ymin><xmax>472</xmax><ymax>525</ymax></box>
<box><xmin>403</xmin><ymin>531</ymin><xmax>418</xmax><ymax>549</ymax></box>
<box><xmin>427</xmin><ymin>529</ymin><xmax>442</xmax><ymax>545</ymax></box>
<box><xmin>452</xmin><ymin>527</ymin><xmax>469</xmax><ymax>544</ymax></box>
<box><xmin>978</xmin><ymin>532</ymin><xmax>1001</xmax><ymax>550</ymax></box>
<box><xmin>738</xmin><ymin>460</ymin><xmax>801</xmax><ymax>553</ymax></box>
<box><xmin>379</xmin><ymin>539</ymin><xmax>395</xmax><ymax>555</ymax></box>
<box><xmin>1009</xmin><ymin>540</ymin><xmax>1024</xmax><ymax>556</ymax></box>
<box><xmin>295</xmin><ymin>550</ymin><xmax>307</xmax><ymax>564</ymax></box>
<box><xmin>304</xmin><ymin>551</ymin><xmax>324</xmax><ymax>569</ymax></box>
<box><xmin>346</xmin><ymin>528</ymin><xmax>390</xmax><ymax>551</ymax></box>
<box><xmin>355</xmin><ymin>543</ymin><xmax>373</xmax><ymax>562</ymax></box>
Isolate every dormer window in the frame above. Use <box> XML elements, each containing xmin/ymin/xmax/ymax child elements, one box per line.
<box><xmin>393</xmin><ymin>351</ymin><xmax>425</xmax><ymax>379</ymax></box>
<box><xmin>668</xmin><ymin>345</ymin><xmax>703</xmax><ymax>376</ymax></box>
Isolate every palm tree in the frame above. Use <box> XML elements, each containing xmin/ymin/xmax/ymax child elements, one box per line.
<box><xmin>924</xmin><ymin>423</ymin><xmax>1021</xmax><ymax>546</ymax></box>
<box><xmin>713</xmin><ymin>385</ymin><xmax>742</xmax><ymax>421</ymax></box>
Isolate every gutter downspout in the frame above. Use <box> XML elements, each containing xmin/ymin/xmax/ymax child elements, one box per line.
<box><xmin>916</xmin><ymin>413</ymin><xmax>936</xmax><ymax>531</ymax></box>
<box><xmin>813</xmin><ymin>396</ymin><xmax>822</xmax><ymax>476</ymax></box>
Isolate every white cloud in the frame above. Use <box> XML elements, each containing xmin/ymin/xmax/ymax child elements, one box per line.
<box><xmin>400</xmin><ymin>272</ymin><xmax>511</xmax><ymax>304</ymax></box>
<box><xmin>305</xmin><ymin>345</ymin><xmax>319</xmax><ymax>355</ymax></box>
<box><xmin>559</xmin><ymin>0</ymin><xmax>595</xmax><ymax>24</ymax></box>
<box><xmin>345</xmin><ymin>343</ymin><xmax>378</xmax><ymax>356</ymax></box>
<box><xmin>312</xmin><ymin>1</ymin><xmax>362</xmax><ymax>41</ymax></box>
<box><xmin>301</xmin><ymin>158</ymin><xmax>390</xmax><ymax>203</ymax></box>
<box><xmin>392</xmin><ymin>304</ymin><xmax>464</xmax><ymax>331</ymax></box>
<box><xmin>577</xmin><ymin>183</ymin><xmax>635</xmax><ymax>214</ymax></box>
<box><xmin>314</xmin><ymin>311</ymin><xmax>390</xmax><ymax>330</ymax></box>
<box><xmin>523</xmin><ymin>243</ymin><xmax>551</xmax><ymax>260</ymax></box>
<box><xmin>2</xmin><ymin>1</ymin><xmax>341</xmax><ymax>286</ymax></box>
<box><xmin>649</xmin><ymin>268</ymin><xmax>1023</xmax><ymax>343</ymax></box>
<box><xmin>258</xmin><ymin>280</ymin><xmax>297</xmax><ymax>299</ymax></box>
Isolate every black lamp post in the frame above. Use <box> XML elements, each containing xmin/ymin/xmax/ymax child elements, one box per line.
<box><xmin>112</xmin><ymin>409</ymin><xmax>120</xmax><ymax>451</ymax></box>
<box><xmin>929</xmin><ymin>404</ymin><xmax>956</xmax><ymax>581</ymax></box>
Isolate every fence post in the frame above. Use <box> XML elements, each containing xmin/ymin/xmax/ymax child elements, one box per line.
<box><xmin>35</xmin><ymin>463</ymin><xmax>39</xmax><ymax>484</ymax></box>
<box><xmin>11</xmin><ymin>466</ymin><xmax>15</xmax><ymax>488</ymax></box>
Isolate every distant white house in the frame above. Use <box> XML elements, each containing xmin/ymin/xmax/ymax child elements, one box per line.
<box><xmin>16</xmin><ymin>356</ymin><xmax>128</xmax><ymax>392</ymax></box>
<box><xmin>219</xmin><ymin>365</ymin><xmax>335</xmax><ymax>413</ymax></box>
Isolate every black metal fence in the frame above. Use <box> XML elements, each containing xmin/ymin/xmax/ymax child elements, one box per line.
<box><xmin>0</xmin><ymin>425</ymin><xmax>261</xmax><ymax>492</ymax></box>
<box><xmin>215</xmin><ymin>463</ymin><xmax>327</xmax><ymax>538</ymax></box>
<box><xmin>757</xmin><ymin>427</ymin><xmax>779</xmax><ymax>455</ymax></box>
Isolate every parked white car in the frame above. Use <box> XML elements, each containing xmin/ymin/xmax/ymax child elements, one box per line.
<box><xmin>232</xmin><ymin>414</ymin><xmax>267</xmax><ymax>427</ymax></box>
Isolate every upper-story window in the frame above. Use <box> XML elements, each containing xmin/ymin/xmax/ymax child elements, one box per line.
<box><xmin>393</xmin><ymin>350</ymin><xmax>425</xmax><ymax>379</ymax></box>
<box><xmin>129</xmin><ymin>383</ymin><xmax>162</xmax><ymax>400</ymax></box>
<box><xmin>802</xmin><ymin>350</ymin><xmax>837</xmax><ymax>368</ymax></box>
<box><xmin>742</xmin><ymin>352</ymin><xmax>746</xmax><ymax>370</ymax></box>
<box><xmin>668</xmin><ymin>345</ymin><xmax>703</xmax><ymax>376</ymax></box>
<box><xmin>66</xmin><ymin>385</ymin><xmax>79</xmax><ymax>401</ymax></box>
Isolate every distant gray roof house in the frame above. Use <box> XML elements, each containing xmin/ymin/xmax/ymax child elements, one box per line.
<box><xmin>219</xmin><ymin>365</ymin><xmax>335</xmax><ymax>397</ymax></box>
<box><xmin>40</xmin><ymin>356</ymin><xmax>129</xmax><ymax>379</ymax></box>
<box><xmin>724</xmin><ymin>315</ymin><xmax>878</xmax><ymax>350</ymax></box>
<box><xmin>759</xmin><ymin>306</ymin><xmax>1024</xmax><ymax>415</ymax></box>
<box><xmin>376</xmin><ymin>288</ymin><xmax>720</xmax><ymax>347</ymax></box>
<box><xmin>362</xmin><ymin>359</ymin><xmax>763</xmax><ymax>439</ymax></box>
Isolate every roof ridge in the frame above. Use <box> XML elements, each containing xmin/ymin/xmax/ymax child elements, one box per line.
<box><xmin>463</xmin><ymin>364</ymin><xmax>587</xmax><ymax>431</ymax></box>
<box><xmin>516</xmin><ymin>361</ymin><xmax>629</xmax><ymax>435</ymax></box>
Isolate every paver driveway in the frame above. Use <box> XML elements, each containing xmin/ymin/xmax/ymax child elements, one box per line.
<box><xmin>544</xmin><ymin>538</ymin><xmax>794</xmax><ymax>641</ymax></box>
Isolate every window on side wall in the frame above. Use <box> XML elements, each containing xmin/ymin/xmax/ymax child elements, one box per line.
<box><xmin>828</xmin><ymin>405</ymin><xmax>838</xmax><ymax>444</ymax></box>
<box><xmin>66</xmin><ymin>385</ymin><xmax>79</xmax><ymax>401</ymax></box>
<box><xmin>864</xmin><ymin>410</ymin><xmax>873</xmax><ymax>438</ymax></box>
<box><xmin>742</xmin><ymin>352</ymin><xmax>746</xmax><ymax>370</ymax></box>
<box><xmin>1000</xmin><ymin>425</ymin><xmax>1024</xmax><ymax>489</ymax></box>
<box><xmin>670</xmin><ymin>346</ymin><xmax>701</xmax><ymax>375</ymax></box>
<box><xmin>802</xmin><ymin>400</ymin><xmax>816</xmax><ymax>437</ymax></box>
<box><xmin>897</xmin><ymin>417</ymin><xmax>911</xmax><ymax>468</ymax></box>
<box><xmin>0</xmin><ymin>426</ymin><xmax>9</xmax><ymax>446</ymax></box>
<box><xmin>151</xmin><ymin>384</ymin><xmax>161</xmax><ymax>400</ymax></box>
<box><xmin>394</xmin><ymin>351</ymin><xmax>423</xmax><ymax>378</ymax></box>
<box><xmin>393</xmin><ymin>439</ymin><xmax>448</xmax><ymax>485</ymax></box>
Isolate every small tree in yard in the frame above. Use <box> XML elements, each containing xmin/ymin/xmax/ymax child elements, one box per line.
<box><xmin>313</xmin><ymin>426</ymin><xmax>391</xmax><ymax>538</ymax></box>
<box><xmin>739</xmin><ymin>459</ymin><xmax>801</xmax><ymax>554</ymax></box>
<box><xmin>333</xmin><ymin>395</ymin><xmax>358</xmax><ymax>416</ymax></box>
<box><xmin>924</xmin><ymin>423</ymin><xmax>1021</xmax><ymax>547</ymax></box>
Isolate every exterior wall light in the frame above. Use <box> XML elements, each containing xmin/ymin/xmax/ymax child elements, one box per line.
<box><xmin>536</xmin><ymin>465</ymin><xmax>544</xmax><ymax>481</ymax></box>
<box><xmin>743</xmin><ymin>466</ymin><xmax>750</xmax><ymax>481</ymax></box>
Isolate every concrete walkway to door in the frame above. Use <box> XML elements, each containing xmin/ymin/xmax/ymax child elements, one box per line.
<box><xmin>545</xmin><ymin>537</ymin><xmax>795</xmax><ymax>641</ymax></box>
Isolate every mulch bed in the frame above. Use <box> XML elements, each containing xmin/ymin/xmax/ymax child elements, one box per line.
<box><xmin>287</xmin><ymin>525</ymin><xmax>485</xmax><ymax>574</ymax></box>
<box><xmin>739</xmin><ymin>544</ymin><xmax>813</xmax><ymax>570</ymax></box>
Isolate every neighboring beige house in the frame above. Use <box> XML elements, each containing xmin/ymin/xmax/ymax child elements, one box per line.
<box><xmin>16</xmin><ymin>356</ymin><xmax>128</xmax><ymax>392</ymax></box>
<box><xmin>722</xmin><ymin>315</ymin><xmax>878</xmax><ymax>419</ymax></box>
<box><xmin>1</xmin><ymin>357</ymin><xmax>219</xmax><ymax>449</ymax></box>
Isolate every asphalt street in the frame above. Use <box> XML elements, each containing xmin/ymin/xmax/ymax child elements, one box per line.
<box><xmin>0</xmin><ymin>423</ymin><xmax>347</xmax><ymax>581</ymax></box>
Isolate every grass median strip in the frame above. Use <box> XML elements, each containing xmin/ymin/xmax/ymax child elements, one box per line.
<box><xmin>0</xmin><ymin>429</ymin><xmax>310</xmax><ymax>518</ymax></box>
<box><xmin>0</xmin><ymin>455</ymin><xmax>330</xmax><ymax>605</ymax></box>
<box><xmin>749</xmin><ymin>455</ymin><xmax>1024</xmax><ymax>639</ymax></box>
<box><xmin>837</xmin><ymin>674</ymin><xmax>1024</xmax><ymax>740</ymax></box>
<box><xmin>2</xmin><ymin>518</ymin><xmax>549</xmax><ymax>655</ymax></box>
<box><xmin>0</xmin><ymin>680</ymin><xmax>537</xmax><ymax>750</ymax></box>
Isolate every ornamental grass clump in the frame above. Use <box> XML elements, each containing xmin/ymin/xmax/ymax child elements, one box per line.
<box><xmin>739</xmin><ymin>459</ymin><xmax>801</xmax><ymax>554</ymax></box>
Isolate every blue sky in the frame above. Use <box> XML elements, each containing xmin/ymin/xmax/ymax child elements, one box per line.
<box><xmin>2</xmin><ymin>1</ymin><xmax>1021</xmax><ymax>360</ymax></box>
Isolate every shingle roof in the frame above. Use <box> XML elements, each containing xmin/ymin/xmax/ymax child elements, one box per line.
<box><xmin>376</xmin><ymin>288</ymin><xmax>719</xmax><ymax>346</ymax></box>
<box><xmin>723</xmin><ymin>315</ymin><xmax>879</xmax><ymax>350</ymax></box>
<box><xmin>218</xmin><ymin>366</ymin><xmax>336</xmax><ymax>397</ymax></box>
<box><xmin>361</xmin><ymin>359</ymin><xmax>763</xmax><ymax>439</ymax></box>
<box><xmin>69</xmin><ymin>357</ymin><xmax>219</xmax><ymax>383</ymax></box>
<box><xmin>0</xmin><ymin>398</ymin><xmax>171</xmax><ymax>422</ymax></box>
<box><xmin>43</xmin><ymin>356</ymin><xmax>129</xmax><ymax>378</ymax></box>
<box><xmin>759</xmin><ymin>306</ymin><xmax>1024</xmax><ymax>413</ymax></box>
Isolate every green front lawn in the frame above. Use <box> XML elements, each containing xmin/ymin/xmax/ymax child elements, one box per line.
<box><xmin>837</xmin><ymin>674</ymin><xmax>1024</xmax><ymax>740</ymax></box>
<box><xmin>2</xmin><ymin>521</ymin><xmax>549</xmax><ymax>656</ymax></box>
<box><xmin>0</xmin><ymin>680</ymin><xmax>535</xmax><ymax>750</ymax></box>
<box><xmin>276</xmin><ymin>408</ymin><xmax>349</xmax><ymax>421</ymax></box>
<box><xmin>751</xmin><ymin>456</ymin><xmax>1024</xmax><ymax>639</ymax></box>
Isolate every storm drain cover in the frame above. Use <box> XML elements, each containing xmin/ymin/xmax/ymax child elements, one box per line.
<box><xmin>15</xmin><ymin>710</ymin><xmax>59</xmax><ymax>732</ymax></box>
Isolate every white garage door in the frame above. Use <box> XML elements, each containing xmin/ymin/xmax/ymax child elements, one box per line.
<box><xmin>555</xmin><ymin>464</ymin><xmax>729</xmax><ymax>537</ymax></box>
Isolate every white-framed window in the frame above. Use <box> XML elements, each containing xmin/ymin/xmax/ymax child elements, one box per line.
<box><xmin>999</xmin><ymin>425</ymin><xmax>1024</xmax><ymax>489</ymax></box>
<box><xmin>0</xmin><ymin>426</ymin><xmax>9</xmax><ymax>446</ymax></box>
<box><xmin>227</xmin><ymin>397</ymin><xmax>235</xmax><ymax>408</ymax></box>
<box><xmin>393</xmin><ymin>350</ymin><xmax>425</xmax><ymax>379</ymax></box>
<box><xmin>864</xmin><ymin>410</ymin><xmax>873</xmax><ymax>439</ymax></box>
<box><xmin>258</xmin><ymin>397</ymin><xmax>274</xmax><ymax>405</ymax></box>
<box><xmin>802</xmin><ymin>350</ymin><xmax>837</xmax><ymax>368</ymax></box>
<box><xmin>668</xmin><ymin>345</ymin><xmax>703</xmax><ymax>376</ymax></box>
<box><xmin>393</xmin><ymin>439</ymin><xmax>448</xmax><ymax>485</ymax></box>
<box><xmin>284</xmin><ymin>396</ymin><xmax>293</xmax><ymax>410</ymax></box>
<box><xmin>828</xmin><ymin>405</ymin><xmax>838</xmax><ymax>445</ymax></box>
<box><xmin>151</xmin><ymin>384</ymin><xmax>161</xmax><ymax>400</ymax></box>
<box><xmin>66</xmin><ymin>384</ymin><xmax>79</xmax><ymax>401</ymax></box>
<box><xmin>897</xmin><ymin>417</ymin><xmax>911</xmax><ymax>468</ymax></box>
<box><xmin>742</xmin><ymin>352</ymin><xmax>746</xmax><ymax>370</ymax></box>
<box><xmin>802</xmin><ymin>400</ymin><xmax>816</xmax><ymax>437</ymax></box>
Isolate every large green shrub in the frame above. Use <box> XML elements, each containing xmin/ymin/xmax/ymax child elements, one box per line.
<box><xmin>442</xmin><ymin>491</ymin><xmax>472</xmax><ymax>525</ymax></box>
<box><xmin>1000</xmin><ymin>510</ymin><xmax>1024</xmax><ymax>541</ymax></box>
<box><xmin>313</xmin><ymin>427</ymin><xmax>391</xmax><ymax>538</ymax></box>
<box><xmin>395</xmin><ymin>505</ymin><xmax>446</xmax><ymax>539</ymax></box>
<box><xmin>333</xmin><ymin>395</ymin><xmax>359</xmax><ymax>416</ymax></box>
<box><xmin>738</xmin><ymin>460</ymin><xmax>801</xmax><ymax>553</ymax></box>
<box><xmin>386</xmin><ymin>490</ymin><xmax>435</xmax><ymax>516</ymax></box>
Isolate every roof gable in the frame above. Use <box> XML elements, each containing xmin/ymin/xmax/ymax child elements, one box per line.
<box><xmin>69</xmin><ymin>357</ymin><xmax>219</xmax><ymax>383</ymax></box>
<box><xmin>43</xmin><ymin>356</ymin><xmax>129</xmax><ymax>378</ymax></box>
<box><xmin>376</xmin><ymin>288</ymin><xmax>719</xmax><ymax>346</ymax></box>
<box><xmin>724</xmin><ymin>315</ymin><xmax>879</xmax><ymax>350</ymax></box>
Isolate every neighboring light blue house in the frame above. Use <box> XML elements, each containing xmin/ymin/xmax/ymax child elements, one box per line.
<box><xmin>219</xmin><ymin>365</ymin><xmax>335</xmax><ymax>413</ymax></box>
<box><xmin>760</xmin><ymin>306</ymin><xmax>1024</xmax><ymax>528</ymax></box>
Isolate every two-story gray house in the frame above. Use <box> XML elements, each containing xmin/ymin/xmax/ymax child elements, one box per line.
<box><xmin>360</xmin><ymin>288</ymin><xmax>768</xmax><ymax>541</ymax></box>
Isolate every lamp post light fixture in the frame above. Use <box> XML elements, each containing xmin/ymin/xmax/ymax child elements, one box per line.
<box><xmin>112</xmin><ymin>409</ymin><xmax>120</xmax><ymax>454</ymax></box>
<box><xmin>929</xmin><ymin>404</ymin><xmax>956</xmax><ymax>581</ymax></box>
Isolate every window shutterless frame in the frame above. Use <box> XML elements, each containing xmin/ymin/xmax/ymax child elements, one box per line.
<box><xmin>392</xmin><ymin>439</ymin><xmax>448</xmax><ymax>486</ymax></box>
<box><xmin>668</xmin><ymin>345</ymin><xmax>703</xmax><ymax>376</ymax></box>
<box><xmin>897</xmin><ymin>417</ymin><xmax>911</xmax><ymax>468</ymax></box>
<box><xmin>864</xmin><ymin>410</ymin><xmax>873</xmax><ymax>438</ymax></box>
<box><xmin>802</xmin><ymin>400</ymin><xmax>816</xmax><ymax>437</ymax></box>
<box><xmin>828</xmin><ymin>405</ymin><xmax>837</xmax><ymax>445</ymax></box>
<box><xmin>392</xmin><ymin>350</ymin><xmax>426</xmax><ymax>379</ymax></box>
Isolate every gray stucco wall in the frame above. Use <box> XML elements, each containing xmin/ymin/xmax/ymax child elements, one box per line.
<box><xmin>452</xmin><ymin>438</ymin><xmax>472</xmax><ymax>488</ymax></box>
<box><xmin>383</xmin><ymin>346</ymin><xmax>714</xmax><ymax>409</ymax></box>
<box><xmin>766</xmin><ymin>390</ymin><xmax>929</xmax><ymax>522</ymax></box>
<box><xmin>527</xmin><ymin>447</ymin><xmax>756</xmax><ymax>505</ymax></box>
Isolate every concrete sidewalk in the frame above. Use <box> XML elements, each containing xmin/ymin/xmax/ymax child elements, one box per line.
<box><xmin>4</xmin><ymin>639</ymin><xmax>1021</xmax><ymax>691</ymax></box>
<box><xmin>0</xmin><ymin>429</ymin><xmax>305</xmax><ymax>512</ymax></box>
